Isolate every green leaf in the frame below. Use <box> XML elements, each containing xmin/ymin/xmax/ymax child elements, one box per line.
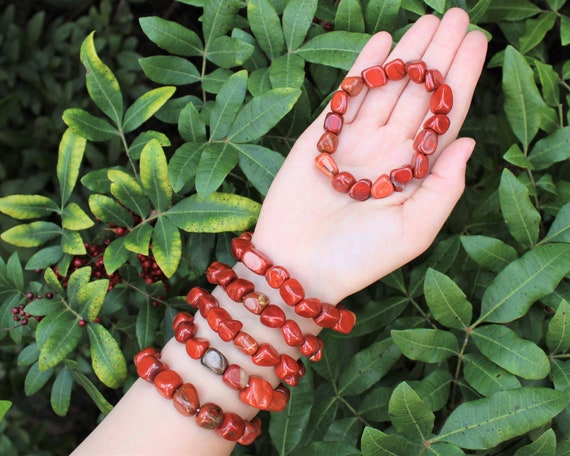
<box><xmin>551</xmin><ymin>359</ymin><xmax>570</xmax><ymax>392</ymax></box>
<box><xmin>57</xmin><ymin>128</ymin><xmax>87</xmax><ymax>206</ymax></box>
<box><xmin>513</xmin><ymin>428</ymin><xmax>556</xmax><ymax>456</ymax></box>
<box><xmin>139</xmin><ymin>16</ymin><xmax>203</xmax><ymax>57</ymax></box>
<box><xmin>519</xmin><ymin>12</ymin><xmax>557</xmax><ymax>54</ymax></box>
<box><xmin>206</xmin><ymin>36</ymin><xmax>254</xmax><ymax>68</ymax></box>
<box><xmin>108</xmin><ymin>169</ymin><xmax>151</xmax><ymax>219</ymax></box>
<box><xmin>438</xmin><ymin>388</ymin><xmax>569</xmax><ymax>450</ymax></box>
<box><xmin>545</xmin><ymin>201</ymin><xmax>570</xmax><ymax>243</ymax></box>
<box><xmin>103</xmin><ymin>237</ymin><xmax>130</xmax><ymax>274</ymax></box>
<box><xmin>535</xmin><ymin>61</ymin><xmax>560</xmax><ymax>107</ymax></box>
<box><xmin>478</xmin><ymin>244</ymin><xmax>570</xmax><ymax>323</ymax></box>
<box><xmin>0</xmin><ymin>401</ymin><xmax>12</xmax><ymax>422</ymax></box>
<box><xmin>364</xmin><ymin>0</ymin><xmax>400</xmax><ymax>34</ymax></box>
<box><xmin>503</xmin><ymin>143</ymin><xmax>534</xmax><ymax>169</ymax></box>
<box><xmin>77</xmin><ymin>279</ymin><xmax>109</xmax><ymax>322</ymax></box>
<box><xmin>169</xmin><ymin>142</ymin><xmax>203</xmax><ymax>192</ymax></box>
<box><xmin>481</xmin><ymin>0</ymin><xmax>542</xmax><ymax>21</ymax></box>
<box><xmin>502</xmin><ymin>46</ymin><xmax>544</xmax><ymax>149</ymax></box>
<box><xmin>424</xmin><ymin>268</ymin><xmax>472</xmax><ymax>329</ymax></box>
<box><xmin>282</xmin><ymin>0</ymin><xmax>318</xmax><ymax>50</ymax></box>
<box><xmin>361</xmin><ymin>427</ymin><xmax>422</xmax><ymax>456</ymax></box>
<box><xmin>129</xmin><ymin>130</ymin><xmax>171</xmax><ymax>160</ymax></box>
<box><xmin>166</xmin><ymin>193</ymin><xmax>260</xmax><ymax>232</ymax></box>
<box><xmin>123</xmin><ymin>223</ymin><xmax>153</xmax><ymax>255</ymax></box>
<box><xmin>460</xmin><ymin>235</ymin><xmax>518</xmax><ymax>273</ymax></box>
<box><xmin>37</xmin><ymin>311</ymin><xmax>82</xmax><ymax>370</ymax></box>
<box><xmin>528</xmin><ymin>126</ymin><xmax>570</xmax><ymax>170</ymax></box>
<box><xmin>335</xmin><ymin>0</ymin><xmax>365</xmax><ymax>33</ymax></box>
<box><xmin>295</xmin><ymin>31</ymin><xmax>370</xmax><ymax>70</ymax></box>
<box><xmin>228</xmin><ymin>88</ymin><xmax>301</xmax><ymax>143</ymax></box>
<box><xmin>140</xmin><ymin>139</ymin><xmax>172</xmax><ymax>211</ymax></box>
<box><xmin>202</xmin><ymin>0</ymin><xmax>242</xmax><ymax>49</ymax></box>
<box><xmin>499</xmin><ymin>168</ymin><xmax>541</xmax><ymax>247</ymax></box>
<box><xmin>4</xmin><ymin>252</ymin><xmax>24</xmax><ymax>290</ymax></box>
<box><xmin>61</xmin><ymin>202</ymin><xmax>94</xmax><ymax>231</ymax></box>
<box><xmin>136</xmin><ymin>300</ymin><xmax>160</xmax><ymax>349</ymax></box>
<box><xmin>196</xmin><ymin>142</ymin><xmax>239</xmax><ymax>198</ymax></box>
<box><xmin>80</xmin><ymin>32</ymin><xmax>123</xmax><ymax>126</ymax></box>
<box><xmin>562</xmin><ymin>14</ymin><xmax>570</xmax><ymax>46</ymax></box>
<box><xmin>1</xmin><ymin>221</ymin><xmax>61</xmax><ymax>248</ymax></box>
<box><xmin>389</xmin><ymin>382</ymin><xmax>435</xmax><ymax>440</ymax></box>
<box><xmin>413</xmin><ymin>370</ymin><xmax>453</xmax><ymax>412</ymax></box>
<box><xmin>463</xmin><ymin>353</ymin><xmax>521</xmax><ymax>397</ymax></box>
<box><xmin>269</xmin><ymin>53</ymin><xmax>305</xmax><ymax>90</ymax></box>
<box><xmin>351</xmin><ymin>297</ymin><xmax>408</xmax><ymax>337</ymax></box>
<box><xmin>139</xmin><ymin>56</ymin><xmax>200</xmax><ymax>85</ymax></box>
<box><xmin>178</xmin><ymin>103</ymin><xmax>206</xmax><ymax>143</ymax></box>
<box><xmin>151</xmin><ymin>217</ymin><xmax>181</xmax><ymax>278</ymax></box>
<box><xmin>62</xmin><ymin>108</ymin><xmax>118</xmax><ymax>142</ymax></box>
<box><xmin>471</xmin><ymin>325</ymin><xmax>550</xmax><ymax>380</ymax></box>
<box><xmin>51</xmin><ymin>366</ymin><xmax>73</xmax><ymax>417</ymax></box>
<box><xmin>87</xmin><ymin>323</ymin><xmax>127</xmax><ymax>389</ymax></box>
<box><xmin>247</xmin><ymin>0</ymin><xmax>284</xmax><ymax>59</ymax></box>
<box><xmin>67</xmin><ymin>266</ymin><xmax>92</xmax><ymax>311</ymax></box>
<box><xmin>293</xmin><ymin>442</ymin><xmax>361</xmax><ymax>456</ymax></box>
<box><xmin>25</xmin><ymin>361</ymin><xmax>53</xmax><ymax>396</ymax></box>
<box><xmin>43</xmin><ymin>267</ymin><xmax>66</xmax><ymax>296</ymax></box>
<box><xmin>17</xmin><ymin>343</ymin><xmax>40</xmax><ymax>367</ymax></box>
<box><xmin>547</xmin><ymin>300</ymin><xmax>570</xmax><ymax>354</ymax></box>
<box><xmin>61</xmin><ymin>229</ymin><xmax>86</xmax><ymax>255</ymax></box>
<box><xmin>122</xmin><ymin>86</ymin><xmax>176</xmax><ymax>133</ymax></box>
<box><xmin>338</xmin><ymin>338</ymin><xmax>401</xmax><ymax>395</ymax></box>
<box><xmin>235</xmin><ymin>143</ymin><xmax>284</xmax><ymax>196</ymax></box>
<box><xmin>392</xmin><ymin>328</ymin><xmax>458</xmax><ymax>364</ymax></box>
<box><xmin>0</xmin><ymin>194</ymin><xmax>58</xmax><ymax>220</ymax></box>
<box><xmin>210</xmin><ymin>70</ymin><xmax>248</xmax><ymax>141</ymax></box>
<box><xmin>88</xmin><ymin>194</ymin><xmax>134</xmax><ymax>227</ymax></box>
<box><xmin>71</xmin><ymin>369</ymin><xmax>113</xmax><ymax>414</ymax></box>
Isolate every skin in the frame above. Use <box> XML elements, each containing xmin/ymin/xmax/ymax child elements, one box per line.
<box><xmin>72</xmin><ymin>8</ymin><xmax>488</xmax><ymax>456</ymax></box>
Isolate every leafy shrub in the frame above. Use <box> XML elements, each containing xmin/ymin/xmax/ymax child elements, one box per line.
<box><xmin>1</xmin><ymin>0</ymin><xmax>570</xmax><ymax>455</ymax></box>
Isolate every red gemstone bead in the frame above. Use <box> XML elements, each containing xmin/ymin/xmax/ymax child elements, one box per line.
<box><xmin>333</xmin><ymin>309</ymin><xmax>357</xmax><ymax>334</ymax></box>
<box><xmin>371</xmin><ymin>174</ymin><xmax>395</xmax><ymax>199</ymax></box>
<box><xmin>314</xmin><ymin>303</ymin><xmax>341</xmax><ymax>328</ymax></box>
<box><xmin>230</xmin><ymin>236</ymin><xmax>251</xmax><ymax>260</ymax></box>
<box><xmin>268</xmin><ymin>388</ymin><xmax>288</xmax><ymax>412</ymax></box>
<box><xmin>361</xmin><ymin>65</ymin><xmax>387</xmax><ymax>88</ymax></box>
<box><xmin>251</xmin><ymin>343</ymin><xmax>280</xmax><ymax>366</ymax></box>
<box><xmin>242</xmin><ymin>291</ymin><xmax>269</xmax><ymax>314</ymax></box>
<box><xmin>185</xmin><ymin>337</ymin><xmax>210</xmax><ymax>359</ymax></box>
<box><xmin>260</xmin><ymin>304</ymin><xmax>286</xmax><ymax>328</ymax></box>
<box><xmin>207</xmin><ymin>307</ymin><xmax>231</xmax><ymax>331</ymax></box>
<box><xmin>430</xmin><ymin>84</ymin><xmax>453</xmax><ymax>114</ymax></box>
<box><xmin>222</xmin><ymin>364</ymin><xmax>249</xmax><ymax>391</ymax></box>
<box><xmin>280</xmin><ymin>320</ymin><xmax>305</xmax><ymax>347</ymax></box>
<box><xmin>238</xmin><ymin>419</ymin><xmax>260</xmax><ymax>445</ymax></box>
<box><xmin>384</xmin><ymin>58</ymin><xmax>406</xmax><ymax>80</ymax></box>
<box><xmin>134</xmin><ymin>347</ymin><xmax>159</xmax><ymax>366</ymax></box>
<box><xmin>174</xmin><ymin>320</ymin><xmax>197</xmax><ymax>342</ymax></box>
<box><xmin>239</xmin><ymin>376</ymin><xmax>274</xmax><ymax>410</ymax></box>
<box><xmin>405</xmin><ymin>60</ymin><xmax>427</xmax><ymax>83</ymax></box>
<box><xmin>425</xmin><ymin>69</ymin><xmax>444</xmax><ymax>92</ymax></box>
<box><xmin>282</xmin><ymin>374</ymin><xmax>299</xmax><ymax>387</ymax></box>
<box><xmin>185</xmin><ymin>286</ymin><xmax>208</xmax><ymax>309</ymax></box>
<box><xmin>297</xmin><ymin>359</ymin><xmax>306</xmax><ymax>377</ymax></box>
<box><xmin>173</xmin><ymin>383</ymin><xmax>200</xmax><ymax>416</ymax></box>
<box><xmin>300</xmin><ymin>334</ymin><xmax>321</xmax><ymax>358</ymax></box>
<box><xmin>218</xmin><ymin>319</ymin><xmax>243</xmax><ymax>342</ymax></box>
<box><xmin>242</xmin><ymin>247</ymin><xmax>272</xmax><ymax>275</ymax></box>
<box><xmin>341</xmin><ymin>76</ymin><xmax>364</xmax><ymax>96</ymax></box>
<box><xmin>323</xmin><ymin>112</ymin><xmax>344</xmax><ymax>134</ymax></box>
<box><xmin>172</xmin><ymin>311</ymin><xmax>194</xmax><ymax>329</ymax></box>
<box><xmin>390</xmin><ymin>165</ymin><xmax>414</xmax><ymax>191</ymax></box>
<box><xmin>240</xmin><ymin>232</ymin><xmax>253</xmax><ymax>241</ymax></box>
<box><xmin>413</xmin><ymin>128</ymin><xmax>438</xmax><ymax>155</ymax></box>
<box><xmin>348</xmin><ymin>178</ymin><xmax>372</xmax><ymax>201</ymax></box>
<box><xmin>412</xmin><ymin>152</ymin><xmax>430</xmax><ymax>179</ymax></box>
<box><xmin>332</xmin><ymin>171</ymin><xmax>356</xmax><ymax>193</ymax></box>
<box><xmin>331</xmin><ymin>90</ymin><xmax>349</xmax><ymax>114</ymax></box>
<box><xmin>308</xmin><ymin>338</ymin><xmax>324</xmax><ymax>362</ymax></box>
<box><xmin>315</xmin><ymin>153</ymin><xmax>339</xmax><ymax>177</ymax></box>
<box><xmin>295</xmin><ymin>298</ymin><xmax>322</xmax><ymax>318</ymax></box>
<box><xmin>265</xmin><ymin>265</ymin><xmax>290</xmax><ymax>288</ymax></box>
<box><xmin>137</xmin><ymin>355</ymin><xmax>166</xmax><ymax>382</ymax></box>
<box><xmin>423</xmin><ymin>114</ymin><xmax>450</xmax><ymax>135</ymax></box>
<box><xmin>280</xmin><ymin>278</ymin><xmax>305</xmax><ymax>306</ymax></box>
<box><xmin>201</xmin><ymin>347</ymin><xmax>228</xmax><ymax>375</ymax></box>
<box><xmin>216</xmin><ymin>412</ymin><xmax>246</xmax><ymax>441</ymax></box>
<box><xmin>154</xmin><ymin>369</ymin><xmax>183</xmax><ymax>399</ymax></box>
<box><xmin>234</xmin><ymin>331</ymin><xmax>259</xmax><ymax>356</ymax></box>
<box><xmin>196</xmin><ymin>403</ymin><xmax>224</xmax><ymax>429</ymax></box>
<box><xmin>317</xmin><ymin>131</ymin><xmax>339</xmax><ymax>153</ymax></box>
<box><xmin>197</xmin><ymin>293</ymin><xmax>219</xmax><ymax>318</ymax></box>
<box><xmin>225</xmin><ymin>278</ymin><xmax>255</xmax><ymax>302</ymax></box>
<box><xmin>275</xmin><ymin>354</ymin><xmax>300</xmax><ymax>380</ymax></box>
<box><xmin>205</xmin><ymin>261</ymin><xmax>230</xmax><ymax>285</ymax></box>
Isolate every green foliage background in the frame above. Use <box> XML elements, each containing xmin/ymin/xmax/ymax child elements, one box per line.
<box><xmin>1</xmin><ymin>0</ymin><xmax>570</xmax><ymax>454</ymax></box>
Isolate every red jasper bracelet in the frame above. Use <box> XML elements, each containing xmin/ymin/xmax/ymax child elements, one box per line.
<box><xmin>134</xmin><ymin>348</ymin><xmax>262</xmax><ymax>445</ymax></box>
<box><xmin>316</xmin><ymin>58</ymin><xmax>453</xmax><ymax>201</ymax></box>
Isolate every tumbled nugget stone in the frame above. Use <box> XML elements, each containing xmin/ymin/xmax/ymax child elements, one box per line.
<box><xmin>173</xmin><ymin>383</ymin><xmax>200</xmax><ymax>416</ymax></box>
<box><xmin>384</xmin><ymin>58</ymin><xmax>406</xmax><ymax>80</ymax></box>
<box><xmin>361</xmin><ymin>65</ymin><xmax>387</xmax><ymax>88</ymax></box>
<box><xmin>341</xmin><ymin>76</ymin><xmax>364</xmax><ymax>96</ymax></box>
<box><xmin>201</xmin><ymin>347</ymin><xmax>228</xmax><ymax>375</ymax></box>
<box><xmin>430</xmin><ymin>84</ymin><xmax>453</xmax><ymax>114</ymax></box>
<box><xmin>196</xmin><ymin>403</ymin><xmax>224</xmax><ymax>429</ymax></box>
<box><xmin>413</xmin><ymin>128</ymin><xmax>438</xmax><ymax>155</ymax></box>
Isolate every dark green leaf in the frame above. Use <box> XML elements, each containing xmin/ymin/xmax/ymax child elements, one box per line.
<box><xmin>462</xmin><ymin>353</ymin><xmax>521</xmax><ymax>396</ymax></box>
<box><xmin>178</xmin><ymin>103</ymin><xmax>206</xmax><ymax>143</ymax></box>
<box><xmin>350</xmin><ymin>296</ymin><xmax>408</xmax><ymax>337</ymax></box>
<box><xmin>210</xmin><ymin>70</ymin><xmax>248</xmax><ymax>141</ymax></box>
<box><xmin>364</xmin><ymin>0</ymin><xmax>400</xmax><ymax>34</ymax></box>
<box><xmin>503</xmin><ymin>143</ymin><xmax>534</xmax><ymax>169</ymax></box>
<box><xmin>122</xmin><ymin>86</ymin><xmax>176</xmax><ymax>133</ymax></box>
<box><xmin>235</xmin><ymin>143</ymin><xmax>284</xmax><ymax>196</ymax></box>
<box><xmin>62</xmin><ymin>108</ymin><xmax>118</xmax><ymax>142</ymax></box>
<box><xmin>392</xmin><ymin>328</ymin><xmax>459</xmax><ymax>363</ymax></box>
<box><xmin>295</xmin><ymin>31</ymin><xmax>370</xmax><ymax>70</ymax></box>
<box><xmin>247</xmin><ymin>0</ymin><xmax>284</xmax><ymax>59</ymax></box>
<box><xmin>0</xmin><ymin>194</ymin><xmax>58</xmax><ymax>220</ymax></box>
<box><xmin>108</xmin><ymin>169</ymin><xmax>151</xmax><ymax>219</ymax></box>
<box><xmin>57</xmin><ymin>128</ymin><xmax>87</xmax><ymax>206</ymax></box>
<box><xmin>136</xmin><ymin>300</ymin><xmax>160</xmax><ymax>349</ymax></box>
<box><xmin>335</xmin><ymin>0</ymin><xmax>365</xmax><ymax>33</ymax></box>
<box><xmin>519</xmin><ymin>13</ymin><xmax>557</xmax><ymax>54</ymax></box>
<box><xmin>359</xmin><ymin>386</ymin><xmax>391</xmax><ymax>421</ymax></box>
<box><xmin>513</xmin><ymin>428</ymin><xmax>556</xmax><ymax>456</ymax></box>
<box><xmin>293</xmin><ymin>442</ymin><xmax>360</xmax><ymax>456</ymax></box>
<box><xmin>535</xmin><ymin>61</ymin><xmax>560</xmax><ymax>107</ymax></box>
<box><xmin>282</xmin><ymin>0</ymin><xmax>318</xmax><ymax>50</ymax></box>
<box><xmin>269</xmin><ymin>53</ymin><xmax>305</xmax><ymax>90</ymax></box>
<box><xmin>1</xmin><ymin>221</ymin><xmax>61</xmax><ymax>248</ymax></box>
<box><xmin>546</xmin><ymin>300</ymin><xmax>570</xmax><ymax>354</ymax></box>
<box><xmin>413</xmin><ymin>370</ymin><xmax>453</xmax><ymax>412</ymax></box>
<box><xmin>103</xmin><ymin>237</ymin><xmax>130</xmax><ymax>274</ymax></box>
<box><xmin>196</xmin><ymin>142</ymin><xmax>239</xmax><ymax>198</ymax></box>
<box><xmin>71</xmin><ymin>370</ymin><xmax>113</xmax><ymax>414</ymax></box>
<box><xmin>562</xmin><ymin>15</ymin><xmax>570</xmax><ymax>46</ymax></box>
<box><xmin>87</xmin><ymin>323</ymin><xmax>127</xmax><ymax>389</ymax></box>
<box><xmin>545</xmin><ymin>201</ymin><xmax>570</xmax><ymax>243</ymax></box>
<box><xmin>481</xmin><ymin>0</ymin><xmax>542</xmax><ymax>21</ymax></box>
<box><xmin>51</xmin><ymin>366</ymin><xmax>73</xmax><ymax>417</ymax></box>
<box><xmin>202</xmin><ymin>0</ymin><xmax>242</xmax><ymax>48</ymax></box>
<box><xmin>139</xmin><ymin>56</ymin><xmax>200</xmax><ymax>85</ymax></box>
<box><xmin>460</xmin><ymin>235</ymin><xmax>518</xmax><ymax>273</ymax></box>
<box><xmin>140</xmin><ymin>139</ymin><xmax>172</xmax><ymax>212</ymax></box>
<box><xmin>361</xmin><ymin>427</ymin><xmax>422</xmax><ymax>456</ymax></box>
<box><xmin>17</xmin><ymin>343</ymin><xmax>40</xmax><ymax>367</ymax></box>
<box><xmin>528</xmin><ymin>126</ymin><xmax>570</xmax><ymax>170</ymax></box>
<box><xmin>169</xmin><ymin>142</ymin><xmax>204</xmax><ymax>192</ymax></box>
<box><xmin>25</xmin><ymin>361</ymin><xmax>53</xmax><ymax>396</ymax></box>
<box><xmin>206</xmin><ymin>36</ymin><xmax>254</xmax><ymax>68</ymax></box>
<box><xmin>389</xmin><ymin>382</ymin><xmax>434</xmax><ymax>440</ymax></box>
<box><xmin>139</xmin><ymin>16</ymin><xmax>203</xmax><ymax>56</ymax></box>
<box><xmin>129</xmin><ymin>131</ymin><xmax>171</xmax><ymax>160</ymax></box>
<box><xmin>424</xmin><ymin>268</ymin><xmax>472</xmax><ymax>329</ymax></box>
<box><xmin>152</xmin><ymin>217</ymin><xmax>181</xmax><ymax>278</ymax></box>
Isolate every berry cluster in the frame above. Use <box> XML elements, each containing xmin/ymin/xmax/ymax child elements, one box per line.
<box><xmin>11</xmin><ymin>291</ymin><xmax>51</xmax><ymax>325</ymax></box>
<box><xmin>137</xmin><ymin>251</ymin><xmax>168</xmax><ymax>289</ymax></box>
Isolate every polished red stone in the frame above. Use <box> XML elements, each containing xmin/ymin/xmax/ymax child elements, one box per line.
<box><xmin>251</xmin><ymin>343</ymin><xmax>280</xmax><ymax>366</ymax></box>
<box><xmin>242</xmin><ymin>247</ymin><xmax>272</xmax><ymax>275</ymax></box>
<box><xmin>413</xmin><ymin>152</ymin><xmax>429</xmax><ymax>179</ymax></box>
<box><xmin>207</xmin><ymin>307</ymin><xmax>231</xmax><ymax>331</ymax></box>
<box><xmin>217</xmin><ymin>319</ymin><xmax>243</xmax><ymax>342</ymax></box>
<box><xmin>239</xmin><ymin>376</ymin><xmax>274</xmax><ymax>410</ymax></box>
<box><xmin>215</xmin><ymin>268</ymin><xmax>237</xmax><ymax>288</ymax></box>
<box><xmin>317</xmin><ymin>131</ymin><xmax>339</xmax><ymax>154</ymax></box>
<box><xmin>206</xmin><ymin>261</ymin><xmax>229</xmax><ymax>284</ymax></box>
<box><xmin>268</xmin><ymin>388</ymin><xmax>288</xmax><ymax>412</ymax></box>
<box><xmin>331</xmin><ymin>90</ymin><xmax>349</xmax><ymax>114</ymax></box>
<box><xmin>424</xmin><ymin>114</ymin><xmax>450</xmax><ymax>135</ymax></box>
<box><xmin>185</xmin><ymin>337</ymin><xmax>210</xmax><ymax>359</ymax></box>
<box><xmin>174</xmin><ymin>320</ymin><xmax>197</xmax><ymax>343</ymax></box>
<box><xmin>300</xmin><ymin>334</ymin><xmax>321</xmax><ymax>358</ymax></box>
<box><xmin>230</xmin><ymin>236</ymin><xmax>251</xmax><ymax>260</ymax></box>
<box><xmin>201</xmin><ymin>347</ymin><xmax>228</xmax><ymax>375</ymax></box>
<box><xmin>341</xmin><ymin>76</ymin><xmax>364</xmax><ymax>96</ymax></box>
<box><xmin>222</xmin><ymin>364</ymin><xmax>249</xmax><ymax>391</ymax></box>
<box><xmin>134</xmin><ymin>347</ymin><xmax>159</xmax><ymax>366</ymax></box>
<box><xmin>275</xmin><ymin>354</ymin><xmax>300</xmax><ymax>380</ymax></box>
<box><xmin>413</xmin><ymin>128</ymin><xmax>438</xmax><ymax>155</ymax></box>
<box><xmin>265</xmin><ymin>265</ymin><xmax>290</xmax><ymax>288</ymax></box>
<box><xmin>324</xmin><ymin>112</ymin><xmax>344</xmax><ymax>134</ymax></box>
<box><xmin>154</xmin><ymin>369</ymin><xmax>183</xmax><ymax>399</ymax></box>
<box><xmin>314</xmin><ymin>303</ymin><xmax>341</xmax><ymax>328</ymax></box>
<box><xmin>240</xmin><ymin>231</ymin><xmax>253</xmax><ymax>241</ymax></box>
<box><xmin>280</xmin><ymin>320</ymin><xmax>305</xmax><ymax>347</ymax></box>
<box><xmin>308</xmin><ymin>338</ymin><xmax>323</xmax><ymax>362</ymax></box>
<box><xmin>260</xmin><ymin>304</ymin><xmax>286</xmax><ymax>328</ymax></box>
<box><xmin>430</xmin><ymin>84</ymin><xmax>453</xmax><ymax>114</ymax></box>
<box><xmin>238</xmin><ymin>419</ymin><xmax>260</xmax><ymax>445</ymax></box>
<box><xmin>315</xmin><ymin>153</ymin><xmax>339</xmax><ymax>177</ymax></box>
<box><xmin>136</xmin><ymin>355</ymin><xmax>166</xmax><ymax>382</ymax></box>
<box><xmin>234</xmin><ymin>331</ymin><xmax>259</xmax><ymax>355</ymax></box>
<box><xmin>172</xmin><ymin>311</ymin><xmax>194</xmax><ymax>329</ymax></box>
<box><xmin>385</xmin><ymin>58</ymin><xmax>406</xmax><ymax>80</ymax></box>
<box><xmin>361</xmin><ymin>65</ymin><xmax>387</xmax><ymax>88</ymax></box>
<box><xmin>185</xmin><ymin>286</ymin><xmax>208</xmax><ymax>309</ymax></box>
<box><xmin>196</xmin><ymin>403</ymin><xmax>224</xmax><ymax>429</ymax></box>
<box><xmin>279</xmin><ymin>278</ymin><xmax>305</xmax><ymax>306</ymax></box>
<box><xmin>348</xmin><ymin>178</ymin><xmax>372</xmax><ymax>201</ymax></box>
<box><xmin>173</xmin><ymin>382</ymin><xmax>200</xmax><ymax>416</ymax></box>
<box><xmin>297</xmin><ymin>360</ymin><xmax>306</xmax><ymax>377</ymax></box>
<box><xmin>216</xmin><ymin>412</ymin><xmax>246</xmax><ymax>441</ymax></box>
<box><xmin>405</xmin><ymin>60</ymin><xmax>427</xmax><ymax>83</ymax></box>
<box><xmin>371</xmin><ymin>174</ymin><xmax>395</xmax><ymax>199</ymax></box>
<box><xmin>333</xmin><ymin>309</ymin><xmax>357</xmax><ymax>334</ymax></box>
<box><xmin>225</xmin><ymin>278</ymin><xmax>255</xmax><ymax>302</ymax></box>
<box><xmin>425</xmin><ymin>69</ymin><xmax>444</xmax><ymax>92</ymax></box>
<box><xmin>242</xmin><ymin>291</ymin><xmax>269</xmax><ymax>314</ymax></box>
<box><xmin>282</xmin><ymin>374</ymin><xmax>299</xmax><ymax>387</ymax></box>
<box><xmin>332</xmin><ymin>171</ymin><xmax>356</xmax><ymax>193</ymax></box>
<box><xmin>295</xmin><ymin>298</ymin><xmax>322</xmax><ymax>318</ymax></box>
<box><xmin>390</xmin><ymin>165</ymin><xmax>414</xmax><ymax>191</ymax></box>
<box><xmin>197</xmin><ymin>293</ymin><xmax>219</xmax><ymax>318</ymax></box>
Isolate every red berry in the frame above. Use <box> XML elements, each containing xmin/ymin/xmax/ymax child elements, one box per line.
<box><xmin>78</xmin><ymin>319</ymin><xmax>87</xmax><ymax>327</ymax></box>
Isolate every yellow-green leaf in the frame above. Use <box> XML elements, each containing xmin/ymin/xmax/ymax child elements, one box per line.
<box><xmin>0</xmin><ymin>194</ymin><xmax>58</xmax><ymax>220</ymax></box>
<box><xmin>151</xmin><ymin>217</ymin><xmax>181</xmax><ymax>278</ymax></box>
<box><xmin>1</xmin><ymin>221</ymin><xmax>61</xmax><ymax>247</ymax></box>
<box><xmin>122</xmin><ymin>86</ymin><xmax>176</xmax><ymax>133</ymax></box>
<box><xmin>87</xmin><ymin>323</ymin><xmax>127</xmax><ymax>389</ymax></box>
<box><xmin>140</xmin><ymin>139</ymin><xmax>172</xmax><ymax>212</ymax></box>
<box><xmin>57</xmin><ymin>129</ymin><xmax>87</xmax><ymax>206</ymax></box>
<box><xmin>61</xmin><ymin>202</ymin><xmax>94</xmax><ymax>231</ymax></box>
